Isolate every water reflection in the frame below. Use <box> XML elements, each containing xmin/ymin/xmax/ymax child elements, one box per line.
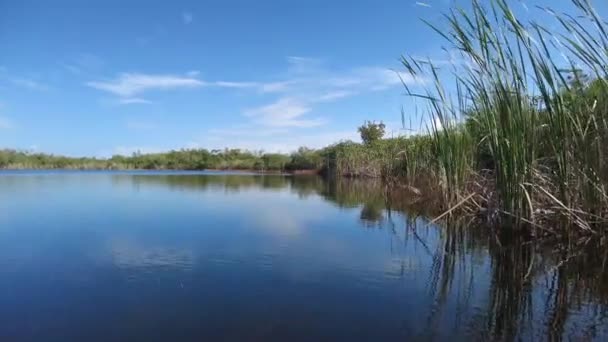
<box><xmin>109</xmin><ymin>237</ymin><xmax>194</xmax><ymax>271</ymax></box>
<box><xmin>0</xmin><ymin>171</ymin><xmax>606</xmax><ymax>340</ymax></box>
<box><xmin>108</xmin><ymin>172</ymin><xmax>608</xmax><ymax>340</ymax></box>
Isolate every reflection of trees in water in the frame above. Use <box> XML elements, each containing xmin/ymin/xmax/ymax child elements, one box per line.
<box><xmin>120</xmin><ymin>175</ymin><xmax>414</xmax><ymax>227</ymax></box>
<box><xmin>380</xmin><ymin>215</ymin><xmax>608</xmax><ymax>340</ymax></box>
<box><xmin>321</xmin><ymin>177</ymin><xmax>608</xmax><ymax>340</ymax></box>
<box><xmin>543</xmin><ymin>239</ymin><xmax>608</xmax><ymax>341</ymax></box>
<box><xmin>288</xmin><ymin>176</ymin><xmax>325</xmax><ymax>199</ymax></box>
<box><xmin>116</xmin><ymin>173</ymin><xmax>608</xmax><ymax>340</ymax></box>
<box><xmin>483</xmin><ymin>236</ymin><xmax>535</xmax><ymax>340</ymax></box>
<box><xmin>118</xmin><ymin>174</ymin><xmax>290</xmax><ymax>193</ymax></box>
<box><xmin>359</xmin><ymin>203</ymin><xmax>385</xmax><ymax>226</ymax></box>
<box><xmin>316</xmin><ymin>177</ymin><xmax>388</xmax><ymax>226</ymax></box>
<box><xmin>418</xmin><ymin>224</ymin><xmax>608</xmax><ymax>341</ymax></box>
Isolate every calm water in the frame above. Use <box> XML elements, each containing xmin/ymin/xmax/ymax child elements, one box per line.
<box><xmin>0</xmin><ymin>171</ymin><xmax>606</xmax><ymax>341</ymax></box>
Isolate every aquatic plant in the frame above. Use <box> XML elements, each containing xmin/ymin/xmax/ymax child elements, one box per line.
<box><xmin>400</xmin><ymin>0</ymin><xmax>608</xmax><ymax>232</ymax></box>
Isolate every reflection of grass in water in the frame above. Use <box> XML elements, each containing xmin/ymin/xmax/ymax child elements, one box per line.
<box><xmin>418</xmin><ymin>222</ymin><xmax>608</xmax><ymax>340</ymax></box>
<box><xmin>120</xmin><ymin>174</ymin><xmax>290</xmax><ymax>192</ymax></box>
<box><xmin>359</xmin><ymin>203</ymin><xmax>385</xmax><ymax>226</ymax></box>
<box><xmin>319</xmin><ymin>177</ymin><xmax>386</xmax><ymax>208</ymax></box>
<box><xmin>117</xmin><ymin>173</ymin><xmax>608</xmax><ymax>339</ymax></box>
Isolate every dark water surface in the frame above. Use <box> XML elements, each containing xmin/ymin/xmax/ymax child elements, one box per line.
<box><xmin>0</xmin><ymin>171</ymin><xmax>606</xmax><ymax>341</ymax></box>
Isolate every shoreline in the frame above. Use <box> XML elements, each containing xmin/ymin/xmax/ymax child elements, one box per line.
<box><xmin>0</xmin><ymin>168</ymin><xmax>322</xmax><ymax>175</ymax></box>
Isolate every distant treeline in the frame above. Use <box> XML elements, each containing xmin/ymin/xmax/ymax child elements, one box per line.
<box><xmin>0</xmin><ymin>134</ymin><xmax>415</xmax><ymax>175</ymax></box>
<box><xmin>0</xmin><ymin>147</ymin><xmax>322</xmax><ymax>172</ymax></box>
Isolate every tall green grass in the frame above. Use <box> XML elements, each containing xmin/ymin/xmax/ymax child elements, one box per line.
<box><xmin>400</xmin><ymin>0</ymin><xmax>608</xmax><ymax>232</ymax></box>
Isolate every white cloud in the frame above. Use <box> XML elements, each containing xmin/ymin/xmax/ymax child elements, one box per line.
<box><xmin>182</xmin><ymin>11</ymin><xmax>194</xmax><ymax>24</ymax></box>
<box><xmin>260</xmin><ymin>81</ymin><xmax>295</xmax><ymax>93</ymax></box>
<box><xmin>351</xmin><ymin>67</ymin><xmax>422</xmax><ymax>90</ymax></box>
<box><xmin>244</xmin><ymin>97</ymin><xmax>326</xmax><ymax>128</ymax></box>
<box><xmin>432</xmin><ymin>116</ymin><xmax>444</xmax><ymax>131</ymax></box>
<box><xmin>102</xmin><ymin>124</ymin><xmax>361</xmax><ymax>158</ymax></box>
<box><xmin>286</xmin><ymin>56</ymin><xmax>324</xmax><ymax>74</ymax></box>
<box><xmin>96</xmin><ymin>145</ymin><xmax>176</xmax><ymax>158</ymax></box>
<box><xmin>112</xmin><ymin>146</ymin><xmax>168</xmax><ymax>156</ymax></box>
<box><xmin>316</xmin><ymin>90</ymin><xmax>355</xmax><ymax>102</ymax></box>
<box><xmin>207</xmin><ymin>58</ymin><xmax>426</xmax><ymax>133</ymax></box>
<box><xmin>136</xmin><ymin>26</ymin><xmax>168</xmax><ymax>47</ymax></box>
<box><xmin>87</xmin><ymin>57</ymin><xmax>421</xmax><ymax>107</ymax></box>
<box><xmin>199</xmin><ymin>128</ymin><xmax>360</xmax><ymax>153</ymax></box>
<box><xmin>213</xmin><ymin>81</ymin><xmax>259</xmax><ymax>88</ymax></box>
<box><xmin>87</xmin><ymin>72</ymin><xmax>267</xmax><ymax>103</ymax></box>
<box><xmin>186</xmin><ymin>70</ymin><xmax>200</xmax><ymax>77</ymax></box>
<box><xmin>519</xmin><ymin>0</ymin><xmax>529</xmax><ymax>12</ymax></box>
<box><xmin>60</xmin><ymin>53</ymin><xmax>104</xmax><ymax>75</ymax></box>
<box><xmin>10</xmin><ymin>78</ymin><xmax>47</xmax><ymax>91</ymax></box>
<box><xmin>118</xmin><ymin>97</ymin><xmax>152</xmax><ymax>104</ymax></box>
<box><xmin>0</xmin><ymin>116</ymin><xmax>14</xmax><ymax>129</ymax></box>
<box><xmin>87</xmin><ymin>57</ymin><xmax>423</xmax><ymax>143</ymax></box>
<box><xmin>325</xmin><ymin>76</ymin><xmax>362</xmax><ymax>88</ymax></box>
<box><xmin>100</xmin><ymin>128</ymin><xmax>359</xmax><ymax>157</ymax></box>
<box><xmin>87</xmin><ymin>73</ymin><xmax>204</xmax><ymax>97</ymax></box>
<box><xmin>259</xmin><ymin>61</ymin><xmax>422</xmax><ymax>98</ymax></box>
<box><xmin>126</xmin><ymin>120</ymin><xmax>158</xmax><ymax>130</ymax></box>
<box><xmin>415</xmin><ymin>2</ymin><xmax>432</xmax><ymax>8</ymax></box>
<box><xmin>0</xmin><ymin>102</ymin><xmax>11</xmax><ymax>129</ymax></box>
<box><xmin>207</xmin><ymin>127</ymin><xmax>289</xmax><ymax>137</ymax></box>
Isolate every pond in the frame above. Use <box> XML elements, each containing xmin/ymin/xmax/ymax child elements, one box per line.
<box><xmin>0</xmin><ymin>171</ymin><xmax>606</xmax><ymax>341</ymax></box>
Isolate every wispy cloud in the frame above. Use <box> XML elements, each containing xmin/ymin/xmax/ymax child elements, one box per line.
<box><xmin>213</xmin><ymin>81</ymin><xmax>259</xmax><ymax>89</ymax></box>
<box><xmin>0</xmin><ymin>116</ymin><xmax>14</xmax><ymax>129</ymax></box>
<box><xmin>213</xmin><ymin>57</ymin><xmax>425</xmax><ymax>132</ymax></box>
<box><xmin>87</xmin><ymin>73</ymin><xmax>204</xmax><ymax>97</ymax></box>
<box><xmin>10</xmin><ymin>78</ymin><xmax>48</xmax><ymax>91</ymax></box>
<box><xmin>207</xmin><ymin>127</ymin><xmax>289</xmax><ymax>138</ymax></box>
<box><xmin>182</xmin><ymin>11</ymin><xmax>194</xmax><ymax>24</ymax></box>
<box><xmin>118</xmin><ymin>97</ymin><xmax>152</xmax><ymax>105</ymax></box>
<box><xmin>244</xmin><ymin>97</ymin><xmax>326</xmax><ymax>128</ymax></box>
<box><xmin>87</xmin><ymin>57</ymin><xmax>421</xmax><ymax>107</ymax></box>
<box><xmin>286</xmin><ymin>56</ymin><xmax>324</xmax><ymax>74</ymax></box>
<box><xmin>410</xmin><ymin>49</ymin><xmax>469</xmax><ymax>67</ymax></box>
<box><xmin>359</xmin><ymin>67</ymin><xmax>424</xmax><ymax>90</ymax></box>
<box><xmin>136</xmin><ymin>25</ymin><xmax>168</xmax><ymax>47</ymax></box>
<box><xmin>260</xmin><ymin>81</ymin><xmax>294</xmax><ymax>93</ymax></box>
<box><xmin>112</xmin><ymin>146</ymin><xmax>168</xmax><ymax>156</ymax></box>
<box><xmin>315</xmin><ymin>90</ymin><xmax>355</xmax><ymax>102</ymax></box>
<box><xmin>60</xmin><ymin>53</ymin><xmax>104</xmax><ymax>75</ymax></box>
<box><xmin>519</xmin><ymin>0</ymin><xmax>529</xmax><ymax>12</ymax></box>
<box><xmin>255</xmin><ymin>61</ymin><xmax>422</xmax><ymax>97</ymax></box>
<box><xmin>186</xmin><ymin>70</ymin><xmax>200</xmax><ymax>77</ymax></box>
<box><xmin>87</xmin><ymin>72</ymin><xmax>268</xmax><ymax>103</ymax></box>
<box><xmin>126</xmin><ymin>120</ymin><xmax>158</xmax><ymax>130</ymax></box>
<box><xmin>200</xmin><ymin>127</ymin><xmax>360</xmax><ymax>153</ymax></box>
<box><xmin>88</xmin><ymin>57</ymin><xmax>422</xmax><ymax>141</ymax></box>
<box><xmin>415</xmin><ymin>2</ymin><xmax>432</xmax><ymax>8</ymax></box>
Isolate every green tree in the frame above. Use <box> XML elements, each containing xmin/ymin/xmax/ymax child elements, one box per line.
<box><xmin>358</xmin><ymin>121</ymin><xmax>386</xmax><ymax>145</ymax></box>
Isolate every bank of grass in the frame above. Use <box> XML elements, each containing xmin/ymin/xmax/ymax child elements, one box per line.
<box><xmin>324</xmin><ymin>0</ymin><xmax>608</xmax><ymax>235</ymax></box>
<box><xmin>393</xmin><ymin>0</ymin><xmax>608</xmax><ymax>233</ymax></box>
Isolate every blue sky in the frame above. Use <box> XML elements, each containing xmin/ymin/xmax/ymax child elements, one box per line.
<box><xmin>0</xmin><ymin>0</ymin><xmax>606</xmax><ymax>156</ymax></box>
